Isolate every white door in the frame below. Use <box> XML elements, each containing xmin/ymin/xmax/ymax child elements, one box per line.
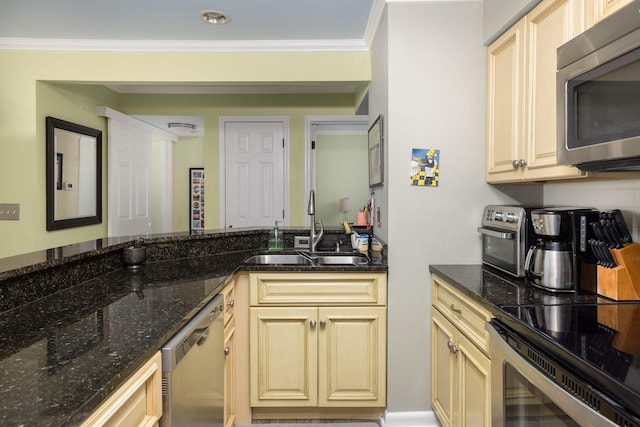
<box><xmin>108</xmin><ymin>119</ymin><xmax>153</xmax><ymax>237</ymax></box>
<box><xmin>223</xmin><ymin>121</ymin><xmax>285</xmax><ymax>228</ymax></box>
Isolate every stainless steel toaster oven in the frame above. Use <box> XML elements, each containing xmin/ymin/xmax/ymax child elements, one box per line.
<box><xmin>478</xmin><ymin>205</ymin><xmax>539</xmax><ymax>277</ymax></box>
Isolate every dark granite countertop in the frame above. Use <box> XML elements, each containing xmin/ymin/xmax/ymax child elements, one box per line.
<box><xmin>429</xmin><ymin>264</ymin><xmax>606</xmax><ymax>312</ymax></box>
<box><xmin>0</xmin><ymin>230</ymin><xmax>387</xmax><ymax>427</ymax></box>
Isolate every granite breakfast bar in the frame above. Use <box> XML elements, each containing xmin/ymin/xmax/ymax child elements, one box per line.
<box><xmin>0</xmin><ymin>228</ymin><xmax>387</xmax><ymax>427</ymax></box>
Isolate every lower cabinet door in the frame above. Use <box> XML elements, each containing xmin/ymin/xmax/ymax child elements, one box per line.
<box><xmin>250</xmin><ymin>307</ymin><xmax>318</xmax><ymax>407</ymax></box>
<box><xmin>457</xmin><ymin>331</ymin><xmax>491</xmax><ymax>427</ymax></box>
<box><xmin>431</xmin><ymin>308</ymin><xmax>491</xmax><ymax>427</ymax></box>
<box><xmin>318</xmin><ymin>307</ymin><xmax>386</xmax><ymax>407</ymax></box>
<box><xmin>224</xmin><ymin>320</ymin><xmax>236</xmax><ymax>427</ymax></box>
<box><xmin>432</xmin><ymin>309</ymin><xmax>457</xmax><ymax>427</ymax></box>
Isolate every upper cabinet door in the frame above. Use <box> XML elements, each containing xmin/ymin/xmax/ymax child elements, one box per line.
<box><xmin>486</xmin><ymin>18</ymin><xmax>527</xmax><ymax>182</ymax></box>
<box><xmin>523</xmin><ymin>0</ymin><xmax>585</xmax><ymax>180</ymax></box>
<box><xmin>597</xmin><ymin>0</ymin><xmax>634</xmax><ymax>21</ymax></box>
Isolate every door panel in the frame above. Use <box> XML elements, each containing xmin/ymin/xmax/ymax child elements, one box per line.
<box><xmin>318</xmin><ymin>307</ymin><xmax>386</xmax><ymax>406</ymax></box>
<box><xmin>224</xmin><ymin>122</ymin><xmax>284</xmax><ymax>228</ymax></box>
<box><xmin>249</xmin><ymin>307</ymin><xmax>317</xmax><ymax>407</ymax></box>
<box><xmin>108</xmin><ymin>120</ymin><xmax>152</xmax><ymax>237</ymax></box>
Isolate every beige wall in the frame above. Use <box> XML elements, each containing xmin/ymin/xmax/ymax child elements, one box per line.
<box><xmin>0</xmin><ymin>50</ymin><xmax>370</xmax><ymax>258</ymax></box>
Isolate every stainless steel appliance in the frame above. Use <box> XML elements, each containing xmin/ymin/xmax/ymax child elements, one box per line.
<box><xmin>557</xmin><ymin>0</ymin><xmax>640</xmax><ymax>171</ymax></box>
<box><xmin>161</xmin><ymin>294</ymin><xmax>224</xmax><ymax>427</ymax></box>
<box><xmin>525</xmin><ymin>207</ymin><xmax>600</xmax><ymax>292</ymax></box>
<box><xmin>489</xmin><ymin>300</ymin><xmax>640</xmax><ymax>427</ymax></box>
<box><xmin>478</xmin><ymin>205</ymin><xmax>540</xmax><ymax>277</ymax></box>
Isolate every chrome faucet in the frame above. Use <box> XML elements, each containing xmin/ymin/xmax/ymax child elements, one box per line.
<box><xmin>307</xmin><ymin>189</ymin><xmax>324</xmax><ymax>252</ymax></box>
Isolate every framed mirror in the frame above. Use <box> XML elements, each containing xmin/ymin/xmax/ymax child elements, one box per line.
<box><xmin>46</xmin><ymin>116</ymin><xmax>102</xmax><ymax>231</ymax></box>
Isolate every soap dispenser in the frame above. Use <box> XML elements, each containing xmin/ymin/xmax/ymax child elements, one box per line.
<box><xmin>268</xmin><ymin>221</ymin><xmax>284</xmax><ymax>250</ymax></box>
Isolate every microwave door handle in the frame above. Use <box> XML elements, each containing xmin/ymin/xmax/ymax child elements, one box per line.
<box><xmin>477</xmin><ymin>227</ymin><xmax>515</xmax><ymax>240</ymax></box>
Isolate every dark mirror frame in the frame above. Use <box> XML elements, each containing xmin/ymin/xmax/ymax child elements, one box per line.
<box><xmin>46</xmin><ymin>116</ymin><xmax>103</xmax><ymax>231</ymax></box>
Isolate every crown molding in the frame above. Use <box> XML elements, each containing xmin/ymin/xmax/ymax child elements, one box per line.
<box><xmin>364</xmin><ymin>0</ymin><xmax>387</xmax><ymax>49</ymax></box>
<box><xmin>0</xmin><ymin>37</ymin><xmax>369</xmax><ymax>52</ymax></box>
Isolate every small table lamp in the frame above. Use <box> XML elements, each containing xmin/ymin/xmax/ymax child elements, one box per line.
<box><xmin>339</xmin><ymin>197</ymin><xmax>351</xmax><ymax>222</ymax></box>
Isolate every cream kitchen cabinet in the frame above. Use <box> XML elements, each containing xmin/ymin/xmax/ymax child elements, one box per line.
<box><xmin>221</xmin><ymin>280</ymin><xmax>237</xmax><ymax>427</ymax></box>
<box><xmin>248</xmin><ymin>272</ymin><xmax>386</xmax><ymax>419</ymax></box>
<box><xmin>431</xmin><ymin>275</ymin><xmax>492</xmax><ymax>427</ymax></box>
<box><xmin>486</xmin><ymin>0</ymin><xmax>588</xmax><ymax>183</ymax></box>
<box><xmin>80</xmin><ymin>352</ymin><xmax>162</xmax><ymax>427</ymax></box>
<box><xmin>597</xmin><ymin>0</ymin><xmax>634</xmax><ymax>21</ymax></box>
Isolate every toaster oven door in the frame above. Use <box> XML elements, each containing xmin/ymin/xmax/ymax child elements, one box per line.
<box><xmin>478</xmin><ymin>227</ymin><xmax>524</xmax><ymax>277</ymax></box>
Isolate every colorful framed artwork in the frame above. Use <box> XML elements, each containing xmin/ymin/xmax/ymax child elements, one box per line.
<box><xmin>410</xmin><ymin>148</ymin><xmax>440</xmax><ymax>187</ymax></box>
<box><xmin>189</xmin><ymin>168</ymin><xmax>205</xmax><ymax>232</ymax></box>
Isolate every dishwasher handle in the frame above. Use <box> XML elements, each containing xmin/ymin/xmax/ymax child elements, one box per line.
<box><xmin>161</xmin><ymin>294</ymin><xmax>224</xmax><ymax>371</ymax></box>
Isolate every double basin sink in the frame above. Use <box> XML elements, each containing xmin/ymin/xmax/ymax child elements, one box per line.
<box><xmin>243</xmin><ymin>251</ymin><xmax>369</xmax><ymax>266</ymax></box>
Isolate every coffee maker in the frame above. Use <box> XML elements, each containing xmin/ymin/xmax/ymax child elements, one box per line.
<box><xmin>525</xmin><ymin>207</ymin><xmax>600</xmax><ymax>292</ymax></box>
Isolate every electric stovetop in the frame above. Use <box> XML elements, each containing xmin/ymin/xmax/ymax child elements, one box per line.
<box><xmin>485</xmin><ymin>268</ymin><xmax>640</xmax><ymax>421</ymax></box>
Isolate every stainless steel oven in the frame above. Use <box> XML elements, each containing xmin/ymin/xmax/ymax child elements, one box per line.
<box><xmin>489</xmin><ymin>308</ymin><xmax>640</xmax><ymax>427</ymax></box>
<box><xmin>478</xmin><ymin>205</ymin><xmax>539</xmax><ymax>278</ymax></box>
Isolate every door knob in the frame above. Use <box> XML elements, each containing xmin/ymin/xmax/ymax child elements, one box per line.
<box><xmin>447</xmin><ymin>340</ymin><xmax>459</xmax><ymax>354</ymax></box>
<box><xmin>319</xmin><ymin>320</ymin><xmax>327</xmax><ymax>327</ymax></box>
<box><xmin>310</xmin><ymin>319</ymin><xmax>317</xmax><ymax>328</ymax></box>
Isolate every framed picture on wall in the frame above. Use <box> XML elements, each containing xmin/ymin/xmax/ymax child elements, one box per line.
<box><xmin>368</xmin><ymin>114</ymin><xmax>383</xmax><ymax>187</ymax></box>
<box><xmin>189</xmin><ymin>168</ymin><xmax>204</xmax><ymax>232</ymax></box>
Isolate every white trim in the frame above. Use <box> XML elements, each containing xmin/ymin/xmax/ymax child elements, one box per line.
<box><xmin>383</xmin><ymin>410</ymin><xmax>442</xmax><ymax>427</ymax></box>
<box><xmin>96</xmin><ymin>106</ymin><xmax>178</xmax><ymax>142</ymax></box>
<box><xmin>0</xmin><ymin>37</ymin><xmax>368</xmax><ymax>52</ymax></box>
<box><xmin>304</xmin><ymin>115</ymin><xmax>369</xmax><ymax>227</ymax></box>
<box><xmin>218</xmin><ymin>116</ymin><xmax>290</xmax><ymax>229</ymax></box>
<box><xmin>107</xmin><ymin>84</ymin><xmax>357</xmax><ymax>95</ymax></box>
<box><xmin>364</xmin><ymin>0</ymin><xmax>387</xmax><ymax>49</ymax></box>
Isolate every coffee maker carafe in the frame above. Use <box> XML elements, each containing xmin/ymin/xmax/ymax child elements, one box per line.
<box><xmin>525</xmin><ymin>207</ymin><xmax>599</xmax><ymax>292</ymax></box>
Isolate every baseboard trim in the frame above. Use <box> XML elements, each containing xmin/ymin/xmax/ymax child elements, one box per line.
<box><xmin>382</xmin><ymin>410</ymin><xmax>441</xmax><ymax>427</ymax></box>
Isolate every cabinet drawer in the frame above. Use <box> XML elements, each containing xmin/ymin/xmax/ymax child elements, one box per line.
<box><xmin>250</xmin><ymin>272</ymin><xmax>387</xmax><ymax>306</ymax></box>
<box><xmin>80</xmin><ymin>351</ymin><xmax>162</xmax><ymax>427</ymax></box>
<box><xmin>432</xmin><ymin>275</ymin><xmax>491</xmax><ymax>354</ymax></box>
<box><xmin>221</xmin><ymin>281</ymin><xmax>235</xmax><ymax>326</ymax></box>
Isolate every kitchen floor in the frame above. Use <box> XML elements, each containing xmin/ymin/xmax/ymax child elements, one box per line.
<box><xmin>239</xmin><ymin>422</ymin><xmax>379</xmax><ymax>427</ymax></box>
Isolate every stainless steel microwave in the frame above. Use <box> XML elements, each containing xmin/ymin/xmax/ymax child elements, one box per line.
<box><xmin>557</xmin><ymin>1</ymin><xmax>640</xmax><ymax>171</ymax></box>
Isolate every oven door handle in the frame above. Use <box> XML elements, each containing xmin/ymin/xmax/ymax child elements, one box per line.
<box><xmin>487</xmin><ymin>322</ymin><xmax>618</xmax><ymax>427</ymax></box>
<box><xmin>477</xmin><ymin>227</ymin><xmax>514</xmax><ymax>239</ymax></box>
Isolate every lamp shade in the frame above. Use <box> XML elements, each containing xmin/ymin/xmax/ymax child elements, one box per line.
<box><xmin>339</xmin><ymin>197</ymin><xmax>351</xmax><ymax>213</ymax></box>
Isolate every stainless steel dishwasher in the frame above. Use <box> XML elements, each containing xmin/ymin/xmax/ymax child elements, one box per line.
<box><xmin>161</xmin><ymin>294</ymin><xmax>224</xmax><ymax>427</ymax></box>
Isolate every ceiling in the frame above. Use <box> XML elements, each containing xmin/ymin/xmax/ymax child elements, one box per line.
<box><xmin>0</xmin><ymin>0</ymin><xmax>380</xmax><ymax>51</ymax></box>
<box><xmin>0</xmin><ymin>0</ymin><xmax>381</xmax><ymax>96</ymax></box>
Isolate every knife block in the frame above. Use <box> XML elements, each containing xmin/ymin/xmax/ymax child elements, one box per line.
<box><xmin>597</xmin><ymin>243</ymin><xmax>640</xmax><ymax>301</ymax></box>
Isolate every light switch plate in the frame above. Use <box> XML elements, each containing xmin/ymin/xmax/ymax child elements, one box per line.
<box><xmin>0</xmin><ymin>203</ymin><xmax>20</xmax><ymax>220</ymax></box>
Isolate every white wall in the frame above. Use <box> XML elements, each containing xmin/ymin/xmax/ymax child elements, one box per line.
<box><xmin>482</xmin><ymin>0</ymin><xmax>541</xmax><ymax>44</ymax></box>
<box><xmin>544</xmin><ymin>178</ymin><xmax>640</xmax><ymax>242</ymax></box>
<box><xmin>372</xmin><ymin>2</ymin><xmax>533</xmax><ymax>414</ymax></box>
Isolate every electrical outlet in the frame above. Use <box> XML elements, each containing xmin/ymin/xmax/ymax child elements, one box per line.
<box><xmin>294</xmin><ymin>236</ymin><xmax>310</xmax><ymax>249</ymax></box>
<box><xmin>0</xmin><ymin>203</ymin><xmax>20</xmax><ymax>220</ymax></box>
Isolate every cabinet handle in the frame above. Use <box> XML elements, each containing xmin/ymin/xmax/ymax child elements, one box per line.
<box><xmin>511</xmin><ymin>159</ymin><xmax>528</xmax><ymax>168</ymax></box>
<box><xmin>310</xmin><ymin>319</ymin><xmax>317</xmax><ymax>328</ymax></box>
<box><xmin>447</xmin><ymin>340</ymin><xmax>459</xmax><ymax>354</ymax></box>
<box><xmin>227</xmin><ymin>300</ymin><xmax>235</xmax><ymax>308</ymax></box>
<box><xmin>319</xmin><ymin>320</ymin><xmax>327</xmax><ymax>327</ymax></box>
<box><xmin>224</xmin><ymin>347</ymin><xmax>230</xmax><ymax>356</ymax></box>
<box><xmin>450</xmin><ymin>303</ymin><xmax>462</xmax><ymax>314</ymax></box>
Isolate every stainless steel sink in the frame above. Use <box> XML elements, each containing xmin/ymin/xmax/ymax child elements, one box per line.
<box><xmin>243</xmin><ymin>254</ymin><xmax>311</xmax><ymax>265</ymax></box>
<box><xmin>314</xmin><ymin>254</ymin><xmax>369</xmax><ymax>265</ymax></box>
<box><xmin>242</xmin><ymin>252</ymin><xmax>369</xmax><ymax>266</ymax></box>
